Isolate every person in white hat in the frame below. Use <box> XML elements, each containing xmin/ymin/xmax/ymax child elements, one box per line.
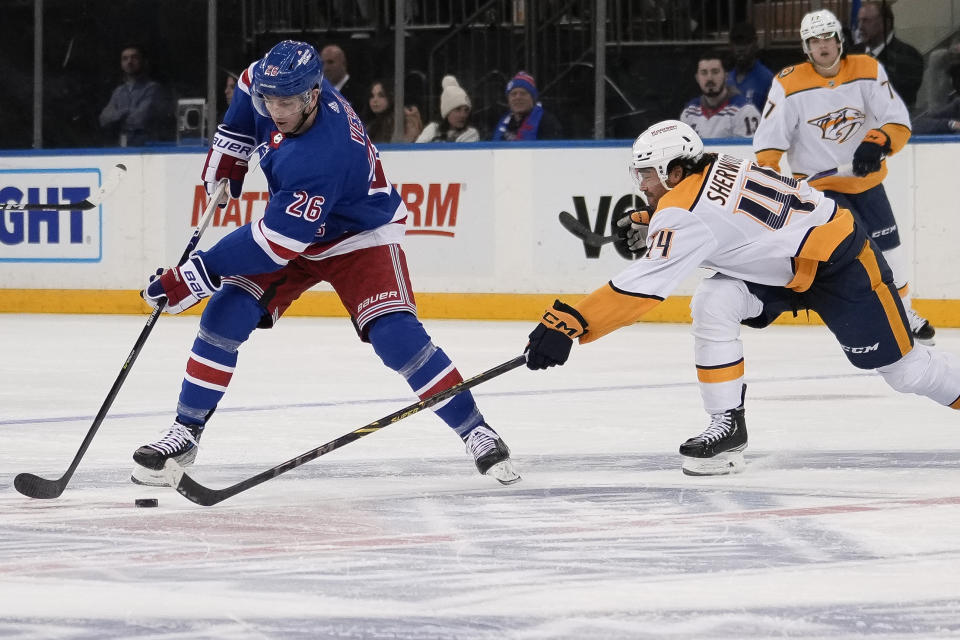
<box><xmin>415</xmin><ymin>75</ymin><xmax>479</xmax><ymax>143</ymax></box>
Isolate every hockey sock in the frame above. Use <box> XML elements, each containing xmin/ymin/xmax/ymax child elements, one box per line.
<box><xmin>691</xmin><ymin>275</ymin><xmax>758</xmax><ymax>413</ymax></box>
<box><xmin>177</xmin><ymin>287</ymin><xmax>263</xmax><ymax>425</ymax></box>
<box><xmin>369</xmin><ymin>312</ymin><xmax>484</xmax><ymax>438</ymax></box>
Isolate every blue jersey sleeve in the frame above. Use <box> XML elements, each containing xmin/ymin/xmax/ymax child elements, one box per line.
<box><xmin>199</xmin><ymin>225</ymin><xmax>282</xmax><ymax>276</ymax></box>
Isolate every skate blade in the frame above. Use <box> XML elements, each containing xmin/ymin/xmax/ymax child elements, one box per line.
<box><xmin>681</xmin><ymin>450</ymin><xmax>746</xmax><ymax>476</ymax></box>
<box><xmin>131</xmin><ymin>464</ymin><xmax>174</xmax><ymax>487</ymax></box>
<box><xmin>915</xmin><ymin>336</ymin><xmax>935</xmax><ymax>347</ymax></box>
<box><xmin>486</xmin><ymin>459</ymin><xmax>522</xmax><ymax>485</ymax></box>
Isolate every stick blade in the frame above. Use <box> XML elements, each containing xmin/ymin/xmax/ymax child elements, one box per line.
<box><xmin>557</xmin><ymin>211</ymin><xmax>616</xmax><ymax>248</ymax></box>
<box><xmin>165</xmin><ymin>460</ymin><xmax>226</xmax><ymax>506</ymax></box>
<box><xmin>14</xmin><ymin>473</ymin><xmax>65</xmax><ymax>499</ymax></box>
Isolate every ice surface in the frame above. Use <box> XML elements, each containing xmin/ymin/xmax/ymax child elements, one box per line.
<box><xmin>1</xmin><ymin>314</ymin><xmax>959</xmax><ymax>638</ymax></box>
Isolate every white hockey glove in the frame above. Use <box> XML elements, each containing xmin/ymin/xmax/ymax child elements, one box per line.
<box><xmin>616</xmin><ymin>208</ymin><xmax>651</xmax><ymax>256</ymax></box>
<box><xmin>202</xmin><ymin>125</ymin><xmax>256</xmax><ymax>207</ymax></box>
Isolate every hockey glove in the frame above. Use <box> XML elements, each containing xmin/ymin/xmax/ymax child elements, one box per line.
<box><xmin>615</xmin><ymin>208</ymin><xmax>652</xmax><ymax>256</ymax></box>
<box><xmin>852</xmin><ymin>129</ymin><xmax>891</xmax><ymax>177</ymax></box>
<box><xmin>202</xmin><ymin>125</ymin><xmax>256</xmax><ymax>207</ymax></box>
<box><xmin>525</xmin><ymin>300</ymin><xmax>588</xmax><ymax>370</ymax></box>
<box><xmin>142</xmin><ymin>253</ymin><xmax>221</xmax><ymax>314</ymax></box>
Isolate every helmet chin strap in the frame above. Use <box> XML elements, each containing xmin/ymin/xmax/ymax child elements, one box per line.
<box><xmin>286</xmin><ymin>101</ymin><xmax>318</xmax><ymax>137</ymax></box>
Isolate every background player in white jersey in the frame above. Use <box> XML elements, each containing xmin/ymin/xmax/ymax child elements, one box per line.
<box><xmin>524</xmin><ymin>120</ymin><xmax>960</xmax><ymax>476</ymax></box>
<box><xmin>753</xmin><ymin>9</ymin><xmax>935</xmax><ymax>345</ymax></box>
<box><xmin>680</xmin><ymin>50</ymin><xmax>761</xmax><ymax>139</ymax></box>
<box><xmin>132</xmin><ymin>40</ymin><xmax>520</xmax><ymax>486</ymax></box>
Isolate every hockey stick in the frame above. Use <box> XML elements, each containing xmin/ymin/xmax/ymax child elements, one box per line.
<box><xmin>558</xmin><ymin>211</ymin><xmax>618</xmax><ymax>247</ymax></box>
<box><xmin>0</xmin><ymin>164</ymin><xmax>127</xmax><ymax>211</ymax></box>
<box><xmin>807</xmin><ymin>163</ymin><xmax>854</xmax><ymax>182</ymax></box>
<box><xmin>13</xmin><ymin>179</ymin><xmax>229</xmax><ymax>500</ymax></box>
<box><xmin>165</xmin><ymin>354</ymin><xmax>529</xmax><ymax>506</ymax></box>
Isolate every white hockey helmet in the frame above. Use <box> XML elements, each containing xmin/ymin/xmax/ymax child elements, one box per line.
<box><xmin>629</xmin><ymin>120</ymin><xmax>704</xmax><ymax>191</ymax></box>
<box><xmin>800</xmin><ymin>9</ymin><xmax>844</xmax><ymax>56</ymax></box>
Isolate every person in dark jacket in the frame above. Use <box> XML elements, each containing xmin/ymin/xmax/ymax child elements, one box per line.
<box><xmin>852</xmin><ymin>1</ymin><xmax>924</xmax><ymax>109</ymax></box>
<box><xmin>914</xmin><ymin>62</ymin><xmax>960</xmax><ymax>134</ymax></box>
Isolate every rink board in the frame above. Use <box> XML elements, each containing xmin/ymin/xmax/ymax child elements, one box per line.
<box><xmin>0</xmin><ymin>139</ymin><xmax>958</xmax><ymax>325</ymax></box>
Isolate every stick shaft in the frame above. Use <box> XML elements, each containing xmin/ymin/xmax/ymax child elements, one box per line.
<box><xmin>13</xmin><ymin>180</ymin><xmax>228</xmax><ymax>500</ymax></box>
<box><xmin>171</xmin><ymin>355</ymin><xmax>528</xmax><ymax>506</ymax></box>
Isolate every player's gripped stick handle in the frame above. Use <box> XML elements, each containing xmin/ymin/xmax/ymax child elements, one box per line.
<box><xmin>13</xmin><ymin>179</ymin><xmax>230</xmax><ymax>500</ymax></box>
<box><xmin>166</xmin><ymin>354</ymin><xmax>529</xmax><ymax>506</ymax></box>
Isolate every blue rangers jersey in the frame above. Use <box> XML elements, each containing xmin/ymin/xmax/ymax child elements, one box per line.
<box><xmin>200</xmin><ymin>63</ymin><xmax>406</xmax><ymax>276</ymax></box>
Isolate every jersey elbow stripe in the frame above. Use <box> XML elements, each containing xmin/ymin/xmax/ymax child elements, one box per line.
<box><xmin>253</xmin><ymin>219</ymin><xmax>307</xmax><ymax>265</ymax></box>
<box><xmin>856</xmin><ymin>240</ymin><xmax>913</xmax><ymax>356</ymax></box>
<box><xmin>238</xmin><ymin>62</ymin><xmax>256</xmax><ymax>94</ymax></box>
<box><xmin>696</xmin><ymin>358</ymin><xmax>745</xmax><ymax>383</ymax></box>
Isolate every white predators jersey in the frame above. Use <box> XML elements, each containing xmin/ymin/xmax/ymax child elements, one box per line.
<box><xmin>752</xmin><ymin>55</ymin><xmax>911</xmax><ymax>193</ymax></box>
<box><xmin>612</xmin><ymin>154</ymin><xmax>852</xmax><ymax>301</ymax></box>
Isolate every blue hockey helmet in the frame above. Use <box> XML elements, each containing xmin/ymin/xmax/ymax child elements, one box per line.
<box><xmin>251</xmin><ymin>40</ymin><xmax>323</xmax><ymax>117</ymax></box>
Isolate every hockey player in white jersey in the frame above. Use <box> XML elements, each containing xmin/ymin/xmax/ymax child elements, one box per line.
<box><xmin>680</xmin><ymin>50</ymin><xmax>761</xmax><ymax>139</ymax></box>
<box><xmin>524</xmin><ymin>120</ymin><xmax>960</xmax><ymax>476</ymax></box>
<box><xmin>753</xmin><ymin>9</ymin><xmax>935</xmax><ymax>345</ymax></box>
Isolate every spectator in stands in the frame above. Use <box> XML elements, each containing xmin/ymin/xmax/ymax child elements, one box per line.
<box><xmin>415</xmin><ymin>75</ymin><xmax>479</xmax><ymax>143</ymax></box>
<box><xmin>727</xmin><ymin>22</ymin><xmax>774</xmax><ymax>113</ymax></box>
<box><xmin>492</xmin><ymin>71</ymin><xmax>563</xmax><ymax>141</ymax></box>
<box><xmin>916</xmin><ymin>39</ymin><xmax>960</xmax><ymax>115</ymax></box>
<box><xmin>913</xmin><ymin>61</ymin><xmax>960</xmax><ymax>134</ymax></box>
<box><xmin>98</xmin><ymin>44</ymin><xmax>171</xmax><ymax>147</ymax></box>
<box><xmin>853</xmin><ymin>0</ymin><xmax>924</xmax><ymax>109</ymax></box>
<box><xmin>361</xmin><ymin>79</ymin><xmax>423</xmax><ymax>143</ymax></box>
<box><xmin>321</xmin><ymin>44</ymin><xmax>364</xmax><ymax>109</ymax></box>
<box><xmin>224</xmin><ymin>73</ymin><xmax>236</xmax><ymax>108</ymax></box>
<box><xmin>680</xmin><ymin>50</ymin><xmax>761</xmax><ymax>138</ymax></box>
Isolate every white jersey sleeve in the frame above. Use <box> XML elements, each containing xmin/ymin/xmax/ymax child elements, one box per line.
<box><xmin>610</xmin><ymin>208</ymin><xmax>718</xmax><ymax>300</ymax></box>
<box><xmin>867</xmin><ymin>61</ymin><xmax>911</xmax><ymax>129</ymax></box>
<box><xmin>753</xmin><ymin>75</ymin><xmax>794</xmax><ymax>154</ymax></box>
<box><xmin>734</xmin><ymin>102</ymin><xmax>762</xmax><ymax>138</ymax></box>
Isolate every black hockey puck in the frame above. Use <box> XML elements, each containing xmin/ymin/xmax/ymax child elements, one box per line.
<box><xmin>135</xmin><ymin>498</ymin><xmax>159</xmax><ymax>508</ymax></box>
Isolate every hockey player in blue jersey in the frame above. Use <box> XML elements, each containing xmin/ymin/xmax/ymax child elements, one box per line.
<box><xmin>132</xmin><ymin>40</ymin><xmax>520</xmax><ymax>486</ymax></box>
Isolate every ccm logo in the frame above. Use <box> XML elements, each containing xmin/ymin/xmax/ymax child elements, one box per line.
<box><xmin>841</xmin><ymin>342</ymin><xmax>879</xmax><ymax>354</ymax></box>
<box><xmin>871</xmin><ymin>226</ymin><xmax>897</xmax><ymax>238</ymax></box>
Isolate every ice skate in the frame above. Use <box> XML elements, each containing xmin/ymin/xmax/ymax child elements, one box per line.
<box><xmin>464</xmin><ymin>424</ymin><xmax>521</xmax><ymax>485</ymax></box>
<box><xmin>131</xmin><ymin>420</ymin><xmax>203</xmax><ymax>487</ymax></box>
<box><xmin>906</xmin><ymin>307</ymin><xmax>935</xmax><ymax>346</ymax></box>
<box><xmin>680</xmin><ymin>385</ymin><xmax>748</xmax><ymax>476</ymax></box>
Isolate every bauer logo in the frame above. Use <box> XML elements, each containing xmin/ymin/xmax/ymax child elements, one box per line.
<box><xmin>0</xmin><ymin>168</ymin><xmax>102</xmax><ymax>262</ymax></box>
<box><xmin>400</xmin><ymin>183</ymin><xmax>461</xmax><ymax>238</ymax></box>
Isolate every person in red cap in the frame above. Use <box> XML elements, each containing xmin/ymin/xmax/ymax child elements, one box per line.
<box><xmin>492</xmin><ymin>71</ymin><xmax>563</xmax><ymax>141</ymax></box>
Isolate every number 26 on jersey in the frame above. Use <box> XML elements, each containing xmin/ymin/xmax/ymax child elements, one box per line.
<box><xmin>285</xmin><ymin>190</ymin><xmax>326</xmax><ymax>222</ymax></box>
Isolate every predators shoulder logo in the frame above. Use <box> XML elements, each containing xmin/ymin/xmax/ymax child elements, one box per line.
<box><xmin>807</xmin><ymin>107</ymin><xmax>866</xmax><ymax>143</ymax></box>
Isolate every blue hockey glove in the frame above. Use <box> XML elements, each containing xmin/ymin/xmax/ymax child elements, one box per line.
<box><xmin>852</xmin><ymin>129</ymin><xmax>890</xmax><ymax>177</ymax></box>
<box><xmin>525</xmin><ymin>300</ymin><xmax>588</xmax><ymax>370</ymax></box>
